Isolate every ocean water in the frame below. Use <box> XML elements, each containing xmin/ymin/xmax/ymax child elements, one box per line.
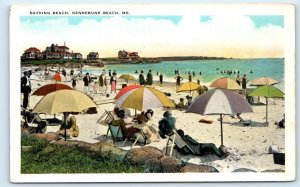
<box><xmin>82</xmin><ymin>58</ymin><xmax>284</xmax><ymax>90</ymax></box>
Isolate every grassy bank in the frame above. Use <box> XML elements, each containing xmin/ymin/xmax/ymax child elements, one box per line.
<box><xmin>21</xmin><ymin>136</ymin><xmax>144</xmax><ymax>173</ymax></box>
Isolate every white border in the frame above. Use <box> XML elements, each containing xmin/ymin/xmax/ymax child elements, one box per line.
<box><xmin>10</xmin><ymin>3</ymin><xmax>295</xmax><ymax>182</ymax></box>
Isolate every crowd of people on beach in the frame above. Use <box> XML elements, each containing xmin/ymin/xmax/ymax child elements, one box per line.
<box><xmin>20</xmin><ymin>64</ymin><xmax>284</xmax><ymax>163</ymax></box>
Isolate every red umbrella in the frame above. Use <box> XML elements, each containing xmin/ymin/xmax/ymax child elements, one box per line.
<box><xmin>51</xmin><ymin>73</ymin><xmax>61</xmax><ymax>82</ymax></box>
<box><xmin>114</xmin><ymin>84</ymin><xmax>141</xmax><ymax>99</ymax></box>
<box><xmin>32</xmin><ymin>83</ymin><xmax>72</xmax><ymax>96</ymax></box>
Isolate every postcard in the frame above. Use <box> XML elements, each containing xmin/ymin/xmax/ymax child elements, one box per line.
<box><xmin>10</xmin><ymin>3</ymin><xmax>295</xmax><ymax>182</ymax></box>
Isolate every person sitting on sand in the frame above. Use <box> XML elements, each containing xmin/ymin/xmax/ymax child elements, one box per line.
<box><xmin>185</xmin><ymin>95</ymin><xmax>193</xmax><ymax>107</ymax></box>
<box><xmin>275</xmin><ymin>114</ymin><xmax>285</xmax><ymax>128</ymax></box>
<box><xmin>135</xmin><ymin>116</ymin><xmax>160</xmax><ymax>144</ymax></box>
<box><xmin>176</xmin><ymin>129</ymin><xmax>227</xmax><ymax>157</ymax></box>
<box><xmin>57</xmin><ymin>113</ymin><xmax>79</xmax><ymax>138</ymax></box>
<box><xmin>158</xmin><ymin>111</ymin><xmax>176</xmax><ymax>138</ymax></box>
<box><xmin>176</xmin><ymin>98</ymin><xmax>185</xmax><ymax>110</ymax></box>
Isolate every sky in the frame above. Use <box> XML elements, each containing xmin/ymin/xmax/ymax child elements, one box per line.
<box><xmin>19</xmin><ymin>15</ymin><xmax>284</xmax><ymax>58</ymax></box>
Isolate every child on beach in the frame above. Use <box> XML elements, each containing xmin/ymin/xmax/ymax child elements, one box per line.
<box><xmin>93</xmin><ymin>81</ymin><xmax>99</xmax><ymax>94</ymax></box>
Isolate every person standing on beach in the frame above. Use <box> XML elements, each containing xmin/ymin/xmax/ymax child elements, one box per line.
<box><xmin>108</xmin><ymin>70</ymin><xmax>112</xmax><ymax>77</ymax></box>
<box><xmin>71</xmin><ymin>76</ymin><xmax>78</xmax><ymax>90</ymax></box>
<box><xmin>188</xmin><ymin>74</ymin><xmax>192</xmax><ymax>82</ymax></box>
<box><xmin>70</xmin><ymin>69</ymin><xmax>74</xmax><ymax>79</ymax></box>
<box><xmin>236</xmin><ymin>74</ymin><xmax>241</xmax><ymax>85</ymax></box>
<box><xmin>146</xmin><ymin>70</ymin><xmax>153</xmax><ymax>86</ymax></box>
<box><xmin>159</xmin><ymin>73</ymin><xmax>163</xmax><ymax>85</ymax></box>
<box><xmin>83</xmin><ymin>73</ymin><xmax>91</xmax><ymax>94</ymax></box>
<box><xmin>110</xmin><ymin>75</ymin><xmax>117</xmax><ymax>93</ymax></box>
<box><xmin>21</xmin><ymin>71</ymin><xmax>31</xmax><ymax>109</ymax></box>
<box><xmin>241</xmin><ymin>74</ymin><xmax>248</xmax><ymax>96</ymax></box>
<box><xmin>139</xmin><ymin>71</ymin><xmax>145</xmax><ymax>85</ymax></box>
<box><xmin>175</xmin><ymin>74</ymin><xmax>183</xmax><ymax>88</ymax></box>
<box><xmin>99</xmin><ymin>73</ymin><xmax>104</xmax><ymax>87</ymax></box>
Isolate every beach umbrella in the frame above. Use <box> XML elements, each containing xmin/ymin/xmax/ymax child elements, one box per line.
<box><xmin>176</xmin><ymin>82</ymin><xmax>202</xmax><ymax>94</ymax></box>
<box><xmin>210</xmin><ymin>77</ymin><xmax>241</xmax><ymax>90</ymax></box>
<box><xmin>250</xmin><ymin>77</ymin><xmax>279</xmax><ymax>86</ymax></box>
<box><xmin>51</xmin><ymin>73</ymin><xmax>61</xmax><ymax>82</ymax></box>
<box><xmin>249</xmin><ymin>85</ymin><xmax>284</xmax><ymax>123</ymax></box>
<box><xmin>32</xmin><ymin>90</ymin><xmax>98</xmax><ymax>140</ymax></box>
<box><xmin>32</xmin><ymin>83</ymin><xmax>72</xmax><ymax>96</ymax></box>
<box><xmin>186</xmin><ymin>89</ymin><xmax>253</xmax><ymax>145</ymax></box>
<box><xmin>115</xmin><ymin>86</ymin><xmax>174</xmax><ymax>112</ymax></box>
<box><xmin>114</xmin><ymin>84</ymin><xmax>141</xmax><ymax>99</ymax></box>
<box><xmin>119</xmin><ymin>74</ymin><xmax>136</xmax><ymax>83</ymax></box>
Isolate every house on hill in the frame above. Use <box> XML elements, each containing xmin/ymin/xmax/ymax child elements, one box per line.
<box><xmin>43</xmin><ymin>44</ymin><xmax>72</xmax><ymax>59</ymax></box>
<box><xmin>118</xmin><ymin>50</ymin><xmax>140</xmax><ymax>62</ymax></box>
<box><xmin>21</xmin><ymin>43</ymin><xmax>83</xmax><ymax>61</ymax></box>
<box><xmin>87</xmin><ymin>52</ymin><xmax>100</xmax><ymax>62</ymax></box>
<box><xmin>21</xmin><ymin>47</ymin><xmax>43</xmax><ymax>60</ymax></box>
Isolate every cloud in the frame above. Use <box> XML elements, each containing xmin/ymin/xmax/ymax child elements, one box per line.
<box><xmin>19</xmin><ymin>15</ymin><xmax>284</xmax><ymax>58</ymax></box>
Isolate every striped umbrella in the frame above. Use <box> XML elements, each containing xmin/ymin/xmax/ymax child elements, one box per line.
<box><xmin>210</xmin><ymin>77</ymin><xmax>241</xmax><ymax>90</ymax></box>
<box><xmin>114</xmin><ymin>84</ymin><xmax>141</xmax><ymax>99</ymax></box>
<box><xmin>186</xmin><ymin>89</ymin><xmax>253</xmax><ymax>145</ymax></box>
<box><xmin>115</xmin><ymin>86</ymin><xmax>174</xmax><ymax>112</ymax></box>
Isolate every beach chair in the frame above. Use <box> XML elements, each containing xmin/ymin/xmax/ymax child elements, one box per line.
<box><xmin>97</xmin><ymin>110</ymin><xmax>114</xmax><ymax>125</ymax></box>
<box><xmin>164</xmin><ymin>130</ymin><xmax>195</xmax><ymax>156</ymax></box>
<box><xmin>23</xmin><ymin>112</ymin><xmax>48</xmax><ymax>133</ymax></box>
<box><xmin>106</xmin><ymin>123</ymin><xmax>128</xmax><ymax>144</ymax></box>
<box><xmin>131</xmin><ymin>129</ymin><xmax>148</xmax><ymax>147</ymax></box>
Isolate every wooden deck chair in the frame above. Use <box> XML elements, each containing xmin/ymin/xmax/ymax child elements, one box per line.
<box><xmin>106</xmin><ymin>123</ymin><xmax>127</xmax><ymax>145</ymax></box>
<box><xmin>97</xmin><ymin>110</ymin><xmax>114</xmax><ymax>125</ymax></box>
<box><xmin>23</xmin><ymin>113</ymin><xmax>47</xmax><ymax>133</ymax></box>
<box><xmin>165</xmin><ymin>130</ymin><xmax>195</xmax><ymax>156</ymax></box>
<box><xmin>131</xmin><ymin>129</ymin><xmax>148</xmax><ymax>147</ymax></box>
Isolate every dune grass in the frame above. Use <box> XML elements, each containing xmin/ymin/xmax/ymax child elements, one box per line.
<box><xmin>21</xmin><ymin>136</ymin><xmax>144</xmax><ymax>174</ymax></box>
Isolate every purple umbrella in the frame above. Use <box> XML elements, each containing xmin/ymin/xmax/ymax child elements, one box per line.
<box><xmin>186</xmin><ymin>89</ymin><xmax>253</xmax><ymax>145</ymax></box>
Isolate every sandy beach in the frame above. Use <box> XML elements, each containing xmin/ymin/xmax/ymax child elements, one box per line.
<box><xmin>24</xmin><ymin>67</ymin><xmax>285</xmax><ymax>173</ymax></box>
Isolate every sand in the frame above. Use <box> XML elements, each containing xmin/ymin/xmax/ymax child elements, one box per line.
<box><xmin>24</xmin><ymin>67</ymin><xmax>285</xmax><ymax>172</ymax></box>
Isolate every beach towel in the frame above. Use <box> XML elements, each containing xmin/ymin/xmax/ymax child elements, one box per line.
<box><xmin>199</xmin><ymin>119</ymin><xmax>213</xmax><ymax>124</ymax></box>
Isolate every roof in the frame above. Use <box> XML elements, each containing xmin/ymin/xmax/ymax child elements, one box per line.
<box><xmin>25</xmin><ymin>47</ymin><xmax>41</xmax><ymax>53</ymax></box>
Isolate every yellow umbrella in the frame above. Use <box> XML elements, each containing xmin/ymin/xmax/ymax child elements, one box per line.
<box><xmin>115</xmin><ymin>86</ymin><xmax>174</xmax><ymax>111</ymax></box>
<box><xmin>32</xmin><ymin>90</ymin><xmax>98</xmax><ymax>140</ymax></box>
<box><xmin>210</xmin><ymin>77</ymin><xmax>241</xmax><ymax>90</ymax></box>
<box><xmin>32</xmin><ymin>90</ymin><xmax>98</xmax><ymax>115</ymax></box>
<box><xmin>176</xmin><ymin>82</ymin><xmax>201</xmax><ymax>93</ymax></box>
<box><xmin>119</xmin><ymin>74</ymin><xmax>136</xmax><ymax>83</ymax></box>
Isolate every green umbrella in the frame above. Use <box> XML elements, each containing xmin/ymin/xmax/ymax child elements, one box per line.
<box><xmin>249</xmin><ymin>85</ymin><xmax>284</xmax><ymax>123</ymax></box>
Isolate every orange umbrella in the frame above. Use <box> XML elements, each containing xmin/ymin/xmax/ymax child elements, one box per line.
<box><xmin>32</xmin><ymin>83</ymin><xmax>72</xmax><ymax>96</ymax></box>
<box><xmin>210</xmin><ymin>77</ymin><xmax>241</xmax><ymax>90</ymax></box>
<box><xmin>51</xmin><ymin>73</ymin><xmax>61</xmax><ymax>82</ymax></box>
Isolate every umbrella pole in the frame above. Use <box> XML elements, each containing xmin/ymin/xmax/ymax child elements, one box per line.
<box><xmin>63</xmin><ymin>113</ymin><xmax>67</xmax><ymax>141</ymax></box>
<box><xmin>220</xmin><ymin>114</ymin><xmax>223</xmax><ymax>146</ymax></box>
<box><xmin>266</xmin><ymin>97</ymin><xmax>268</xmax><ymax>124</ymax></box>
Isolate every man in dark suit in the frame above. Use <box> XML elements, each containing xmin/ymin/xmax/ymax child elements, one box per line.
<box><xmin>83</xmin><ymin>72</ymin><xmax>91</xmax><ymax>94</ymax></box>
<box><xmin>21</xmin><ymin>71</ymin><xmax>31</xmax><ymax>109</ymax></box>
